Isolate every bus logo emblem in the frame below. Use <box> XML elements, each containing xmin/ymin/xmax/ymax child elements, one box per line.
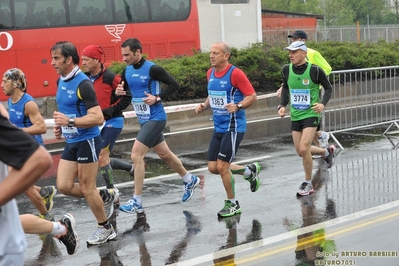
<box><xmin>0</xmin><ymin>32</ymin><xmax>13</xmax><ymax>51</ymax></box>
<box><xmin>105</xmin><ymin>24</ymin><xmax>126</xmax><ymax>42</ymax></box>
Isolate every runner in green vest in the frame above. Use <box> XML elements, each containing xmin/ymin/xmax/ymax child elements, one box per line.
<box><xmin>278</xmin><ymin>41</ymin><xmax>335</xmax><ymax>196</ymax></box>
<box><xmin>277</xmin><ymin>30</ymin><xmax>332</xmax><ymax>150</ymax></box>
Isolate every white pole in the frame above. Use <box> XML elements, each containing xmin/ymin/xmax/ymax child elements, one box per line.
<box><xmin>220</xmin><ymin>4</ymin><xmax>225</xmax><ymax>42</ymax></box>
<box><xmin>323</xmin><ymin>0</ymin><xmax>327</xmax><ymax>41</ymax></box>
<box><xmin>256</xmin><ymin>0</ymin><xmax>262</xmax><ymax>43</ymax></box>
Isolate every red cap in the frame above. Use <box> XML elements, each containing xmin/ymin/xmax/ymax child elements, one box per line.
<box><xmin>82</xmin><ymin>45</ymin><xmax>103</xmax><ymax>62</ymax></box>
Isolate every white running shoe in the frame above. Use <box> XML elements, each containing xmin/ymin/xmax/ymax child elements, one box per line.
<box><xmin>318</xmin><ymin>131</ymin><xmax>330</xmax><ymax>149</ymax></box>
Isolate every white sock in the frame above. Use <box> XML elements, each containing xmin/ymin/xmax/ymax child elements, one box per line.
<box><xmin>228</xmin><ymin>198</ymin><xmax>237</xmax><ymax>203</ymax></box>
<box><xmin>243</xmin><ymin>167</ymin><xmax>251</xmax><ymax>176</ymax></box>
<box><xmin>51</xmin><ymin>222</ymin><xmax>67</xmax><ymax>237</ymax></box>
<box><xmin>182</xmin><ymin>172</ymin><xmax>192</xmax><ymax>183</ymax></box>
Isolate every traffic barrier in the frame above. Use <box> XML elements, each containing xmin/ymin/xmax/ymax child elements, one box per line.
<box><xmin>44</xmin><ymin>94</ymin><xmax>275</xmax><ymax>127</ymax></box>
<box><xmin>325</xmin><ymin>66</ymin><xmax>399</xmax><ymax>149</ymax></box>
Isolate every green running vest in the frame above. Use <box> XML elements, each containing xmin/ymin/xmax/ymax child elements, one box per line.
<box><xmin>287</xmin><ymin>63</ymin><xmax>321</xmax><ymax>121</ymax></box>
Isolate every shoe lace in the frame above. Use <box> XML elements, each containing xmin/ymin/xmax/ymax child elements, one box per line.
<box><xmin>183</xmin><ymin>180</ymin><xmax>194</xmax><ymax>192</ymax></box>
<box><xmin>250</xmin><ymin>172</ymin><xmax>258</xmax><ymax>181</ymax></box>
<box><xmin>91</xmin><ymin>227</ymin><xmax>109</xmax><ymax>239</ymax></box>
<box><xmin>223</xmin><ymin>202</ymin><xmax>233</xmax><ymax>210</ymax></box>
<box><xmin>245</xmin><ymin>164</ymin><xmax>258</xmax><ymax>180</ymax></box>
<box><xmin>127</xmin><ymin>198</ymin><xmax>136</xmax><ymax>206</ymax></box>
<box><xmin>58</xmin><ymin>229</ymin><xmax>75</xmax><ymax>247</ymax></box>
<box><xmin>43</xmin><ymin>187</ymin><xmax>54</xmax><ymax>200</ymax></box>
<box><xmin>104</xmin><ymin>191</ymin><xmax>115</xmax><ymax>203</ymax></box>
<box><xmin>246</xmin><ymin>169</ymin><xmax>258</xmax><ymax>182</ymax></box>
<box><xmin>299</xmin><ymin>182</ymin><xmax>308</xmax><ymax>190</ymax></box>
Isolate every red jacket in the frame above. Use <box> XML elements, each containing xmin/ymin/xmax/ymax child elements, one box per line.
<box><xmin>86</xmin><ymin>67</ymin><xmax>132</xmax><ymax>120</ymax></box>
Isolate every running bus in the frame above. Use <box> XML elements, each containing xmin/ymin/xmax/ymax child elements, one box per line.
<box><xmin>0</xmin><ymin>0</ymin><xmax>200</xmax><ymax>100</ymax></box>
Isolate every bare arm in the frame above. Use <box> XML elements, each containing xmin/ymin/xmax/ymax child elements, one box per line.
<box><xmin>23</xmin><ymin>101</ymin><xmax>47</xmax><ymax>135</ymax></box>
<box><xmin>239</xmin><ymin>92</ymin><xmax>257</xmax><ymax>109</ymax></box>
<box><xmin>0</xmin><ymin>103</ymin><xmax>9</xmax><ymax>119</ymax></box>
<box><xmin>0</xmin><ymin>146</ymin><xmax>52</xmax><ymax>205</ymax></box>
<box><xmin>53</xmin><ymin>105</ymin><xmax>104</xmax><ymax>128</ymax></box>
<box><xmin>80</xmin><ymin>105</ymin><xmax>104</xmax><ymax>127</ymax></box>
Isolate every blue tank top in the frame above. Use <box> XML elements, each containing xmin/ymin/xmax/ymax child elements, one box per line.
<box><xmin>56</xmin><ymin>72</ymin><xmax>100</xmax><ymax>143</ymax></box>
<box><xmin>8</xmin><ymin>93</ymin><xmax>44</xmax><ymax>146</ymax></box>
<box><xmin>208</xmin><ymin>66</ymin><xmax>246</xmax><ymax>133</ymax></box>
<box><xmin>125</xmin><ymin>61</ymin><xmax>166</xmax><ymax>124</ymax></box>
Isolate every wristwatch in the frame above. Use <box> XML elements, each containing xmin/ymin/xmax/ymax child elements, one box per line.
<box><xmin>68</xmin><ymin>118</ymin><xmax>75</xmax><ymax>127</ymax></box>
<box><xmin>156</xmin><ymin>95</ymin><xmax>162</xmax><ymax>104</ymax></box>
<box><xmin>237</xmin><ymin>103</ymin><xmax>243</xmax><ymax>110</ymax></box>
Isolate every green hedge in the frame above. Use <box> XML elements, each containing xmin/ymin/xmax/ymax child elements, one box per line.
<box><xmin>109</xmin><ymin>41</ymin><xmax>399</xmax><ymax>101</ymax></box>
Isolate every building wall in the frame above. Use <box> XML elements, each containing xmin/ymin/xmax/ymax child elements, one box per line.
<box><xmin>262</xmin><ymin>16</ymin><xmax>317</xmax><ymax>29</ymax></box>
<box><xmin>261</xmin><ymin>13</ymin><xmax>319</xmax><ymax>44</ymax></box>
<box><xmin>197</xmin><ymin>0</ymin><xmax>262</xmax><ymax>51</ymax></box>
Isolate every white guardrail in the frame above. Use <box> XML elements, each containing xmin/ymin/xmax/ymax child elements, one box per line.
<box><xmin>44</xmin><ymin>94</ymin><xmax>273</xmax><ymax>127</ymax></box>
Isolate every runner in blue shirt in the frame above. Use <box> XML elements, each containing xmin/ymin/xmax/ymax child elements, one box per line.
<box><xmin>117</xmin><ymin>38</ymin><xmax>200</xmax><ymax>214</ymax></box>
<box><xmin>195</xmin><ymin>42</ymin><xmax>261</xmax><ymax>217</ymax></box>
<box><xmin>2</xmin><ymin>68</ymin><xmax>57</xmax><ymax>221</ymax></box>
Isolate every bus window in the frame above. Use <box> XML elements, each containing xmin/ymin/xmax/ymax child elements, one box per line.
<box><xmin>15</xmin><ymin>1</ymin><xmax>29</xmax><ymax>28</ymax></box>
<box><xmin>0</xmin><ymin>0</ymin><xmax>11</xmax><ymax>29</ymax></box>
<box><xmin>114</xmin><ymin>0</ymin><xmax>149</xmax><ymax>23</ymax></box>
<box><xmin>174</xmin><ymin>0</ymin><xmax>190</xmax><ymax>20</ymax></box>
<box><xmin>69</xmin><ymin>0</ymin><xmax>112</xmax><ymax>25</ymax></box>
<box><xmin>150</xmin><ymin>0</ymin><xmax>169</xmax><ymax>21</ymax></box>
<box><xmin>14</xmin><ymin>0</ymin><xmax>66</xmax><ymax>28</ymax></box>
<box><xmin>150</xmin><ymin>0</ymin><xmax>190</xmax><ymax>22</ymax></box>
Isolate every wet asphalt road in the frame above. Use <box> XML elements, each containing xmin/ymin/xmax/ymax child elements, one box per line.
<box><xmin>18</xmin><ymin>126</ymin><xmax>399</xmax><ymax>266</ymax></box>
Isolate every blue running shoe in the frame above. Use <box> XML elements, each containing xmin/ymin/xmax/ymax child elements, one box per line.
<box><xmin>182</xmin><ymin>175</ymin><xmax>200</xmax><ymax>202</ymax></box>
<box><xmin>119</xmin><ymin>198</ymin><xmax>143</xmax><ymax>214</ymax></box>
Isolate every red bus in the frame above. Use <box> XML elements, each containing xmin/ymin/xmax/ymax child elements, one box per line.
<box><xmin>0</xmin><ymin>0</ymin><xmax>200</xmax><ymax>101</ymax></box>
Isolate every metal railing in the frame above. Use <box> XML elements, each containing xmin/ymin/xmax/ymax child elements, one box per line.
<box><xmin>323</xmin><ymin>66</ymin><xmax>399</xmax><ymax>149</ymax></box>
<box><xmin>263</xmin><ymin>26</ymin><xmax>399</xmax><ymax>44</ymax></box>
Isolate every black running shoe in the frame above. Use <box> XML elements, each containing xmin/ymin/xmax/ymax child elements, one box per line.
<box><xmin>57</xmin><ymin>213</ymin><xmax>79</xmax><ymax>255</ymax></box>
<box><xmin>217</xmin><ymin>200</ymin><xmax>242</xmax><ymax>217</ymax></box>
<box><xmin>243</xmin><ymin>162</ymin><xmax>261</xmax><ymax>192</ymax></box>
